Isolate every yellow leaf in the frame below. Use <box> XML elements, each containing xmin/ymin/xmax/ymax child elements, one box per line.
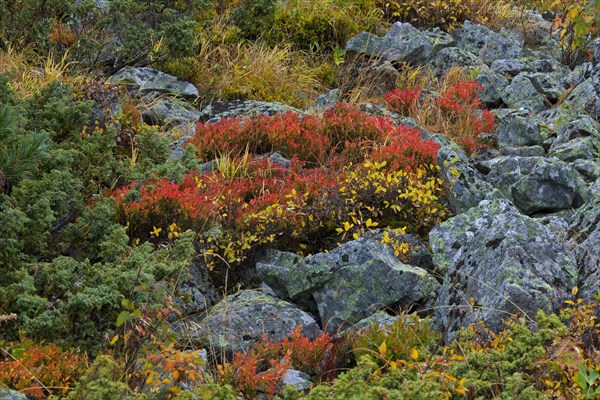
<box><xmin>411</xmin><ymin>348</ymin><xmax>419</xmax><ymax>360</ymax></box>
<box><xmin>572</xmin><ymin>286</ymin><xmax>578</xmax><ymax>296</ymax></box>
<box><xmin>172</xmin><ymin>370</ymin><xmax>180</xmax><ymax>380</ymax></box>
<box><xmin>379</xmin><ymin>341</ymin><xmax>388</xmax><ymax>355</ymax></box>
<box><xmin>109</xmin><ymin>335</ymin><xmax>119</xmax><ymax>345</ymax></box>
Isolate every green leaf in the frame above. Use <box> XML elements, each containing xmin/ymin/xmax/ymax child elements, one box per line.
<box><xmin>116</xmin><ymin>311</ymin><xmax>130</xmax><ymax>327</ymax></box>
<box><xmin>121</xmin><ymin>299</ymin><xmax>135</xmax><ymax>311</ymax></box>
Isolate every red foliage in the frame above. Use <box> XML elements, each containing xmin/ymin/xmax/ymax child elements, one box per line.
<box><xmin>229</xmin><ymin>351</ymin><xmax>291</xmax><ymax>398</ymax></box>
<box><xmin>256</xmin><ymin>327</ymin><xmax>336</xmax><ymax>378</ymax></box>
<box><xmin>370</xmin><ymin>124</ymin><xmax>439</xmax><ymax>172</ymax></box>
<box><xmin>435</xmin><ymin>80</ymin><xmax>483</xmax><ymax>114</ymax></box>
<box><xmin>384</xmin><ymin>86</ymin><xmax>422</xmax><ymax>114</ymax></box>
<box><xmin>0</xmin><ymin>338</ymin><xmax>88</xmax><ymax>399</ymax></box>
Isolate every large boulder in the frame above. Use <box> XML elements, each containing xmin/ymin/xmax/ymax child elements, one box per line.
<box><xmin>569</xmin><ymin>196</ymin><xmax>600</xmax><ymax>299</ymax></box>
<box><xmin>431</xmin><ymin>198</ymin><xmax>578</xmax><ymax>339</ymax></box>
<box><xmin>0</xmin><ymin>389</ymin><xmax>28</xmax><ymax>400</ymax></box>
<box><xmin>200</xmin><ymin>100</ymin><xmax>301</xmax><ymax>124</ymax></box>
<box><xmin>108</xmin><ymin>67</ymin><xmax>199</xmax><ymax>98</ymax></box>
<box><xmin>510</xmin><ymin>157</ymin><xmax>589</xmax><ymax>214</ymax></box>
<box><xmin>257</xmin><ymin>239</ymin><xmax>439</xmax><ymax>333</ymax></box>
<box><xmin>475</xmin><ymin>69</ymin><xmax>509</xmax><ymax>107</ymax></box>
<box><xmin>434</xmin><ymin>135</ymin><xmax>502</xmax><ymax>214</ymax></box>
<box><xmin>502</xmin><ymin>74</ymin><xmax>547</xmax><ymax>112</ymax></box>
<box><xmin>140</xmin><ymin>93</ymin><xmax>201</xmax><ymax>127</ymax></box>
<box><xmin>496</xmin><ymin>110</ymin><xmax>544</xmax><ymax>148</ymax></box>
<box><xmin>345</xmin><ymin>22</ymin><xmax>453</xmax><ymax>65</ymax></box>
<box><xmin>184</xmin><ymin>290</ymin><xmax>321</xmax><ymax>356</ymax></box>
<box><xmin>430</xmin><ymin>47</ymin><xmax>485</xmax><ymax>77</ymax></box>
<box><xmin>452</xmin><ymin>20</ymin><xmax>524</xmax><ymax>64</ymax></box>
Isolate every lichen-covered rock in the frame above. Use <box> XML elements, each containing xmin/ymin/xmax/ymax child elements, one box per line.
<box><xmin>549</xmin><ymin>137</ymin><xmax>600</xmax><ymax>163</ymax></box>
<box><xmin>475</xmin><ymin>69</ymin><xmax>509</xmax><ymax>107</ymax></box>
<box><xmin>258</xmin><ymin>239</ymin><xmax>439</xmax><ymax>333</ymax></box>
<box><xmin>140</xmin><ymin>93</ymin><xmax>201</xmax><ymax>127</ymax></box>
<box><xmin>430</xmin><ymin>47</ymin><xmax>484</xmax><ymax>77</ymax></box>
<box><xmin>499</xmin><ymin>145</ymin><xmax>545</xmax><ymax>157</ymax></box>
<box><xmin>573</xmin><ymin>159</ymin><xmax>600</xmax><ymax>180</ymax></box>
<box><xmin>569</xmin><ymin>195</ymin><xmax>600</xmax><ymax>299</ymax></box>
<box><xmin>496</xmin><ymin>110</ymin><xmax>544</xmax><ymax>148</ymax></box>
<box><xmin>563</xmin><ymin>78</ymin><xmax>600</xmax><ymax>119</ymax></box>
<box><xmin>184</xmin><ymin>290</ymin><xmax>321</xmax><ymax>356</ymax></box>
<box><xmin>345</xmin><ymin>22</ymin><xmax>453</xmax><ymax>65</ymax></box>
<box><xmin>281</xmin><ymin>370</ymin><xmax>313</xmax><ymax>393</ymax></box>
<box><xmin>313</xmin><ymin>88</ymin><xmax>341</xmax><ymax>111</ymax></box>
<box><xmin>431</xmin><ymin>198</ymin><xmax>578</xmax><ymax>339</ymax></box>
<box><xmin>339</xmin><ymin>311</ymin><xmax>400</xmax><ymax>337</ymax></box>
<box><xmin>521</xmin><ymin>71</ymin><xmax>568</xmax><ymax>103</ymax></box>
<box><xmin>511</xmin><ymin>157</ymin><xmax>589</xmax><ymax>214</ymax></box>
<box><xmin>434</xmin><ymin>135</ymin><xmax>502</xmax><ymax>214</ymax></box>
<box><xmin>552</xmin><ymin>114</ymin><xmax>600</xmax><ymax>146</ymax></box>
<box><xmin>479</xmin><ymin>156</ymin><xmax>540</xmax><ymax>196</ymax></box>
<box><xmin>491</xmin><ymin>56</ymin><xmax>567</xmax><ymax>77</ymax></box>
<box><xmin>200</xmin><ymin>100</ymin><xmax>302</xmax><ymax>124</ymax></box>
<box><xmin>0</xmin><ymin>389</ymin><xmax>28</xmax><ymax>400</ymax></box>
<box><xmin>502</xmin><ymin>74</ymin><xmax>546</xmax><ymax>112</ymax></box>
<box><xmin>452</xmin><ymin>20</ymin><xmax>524</xmax><ymax>64</ymax></box>
<box><xmin>108</xmin><ymin>66</ymin><xmax>199</xmax><ymax>98</ymax></box>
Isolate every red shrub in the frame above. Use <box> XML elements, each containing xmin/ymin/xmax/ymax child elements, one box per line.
<box><xmin>385</xmin><ymin>87</ymin><xmax>422</xmax><ymax>114</ymax></box>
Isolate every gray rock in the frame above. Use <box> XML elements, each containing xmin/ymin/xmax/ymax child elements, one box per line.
<box><xmin>108</xmin><ymin>67</ymin><xmax>199</xmax><ymax>98</ymax></box>
<box><xmin>554</xmin><ymin>114</ymin><xmax>600</xmax><ymax>146</ymax></box>
<box><xmin>592</xmin><ymin>37</ymin><xmax>600</xmax><ymax>66</ymax></box>
<box><xmin>480</xmin><ymin>155</ymin><xmax>540</xmax><ymax>196</ymax></box>
<box><xmin>140</xmin><ymin>93</ymin><xmax>201</xmax><ymax>127</ymax></box>
<box><xmin>431</xmin><ymin>198</ymin><xmax>578</xmax><ymax>339</ymax></box>
<box><xmin>568</xmin><ymin>62</ymin><xmax>594</xmax><ymax>86</ymax></box>
<box><xmin>254</xmin><ymin>152</ymin><xmax>291</xmax><ymax>168</ymax></box>
<box><xmin>313</xmin><ymin>89</ymin><xmax>341</xmax><ymax>111</ymax></box>
<box><xmin>569</xmin><ymin>196</ymin><xmax>600</xmax><ymax>299</ymax></box>
<box><xmin>452</xmin><ymin>20</ymin><xmax>524</xmax><ymax>64</ymax></box>
<box><xmin>549</xmin><ymin>137</ymin><xmax>600</xmax><ymax>162</ymax></box>
<box><xmin>499</xmin><ymin>145</ymin><xmax>545</xmax><ymax>157</ymax></box>
<box><xmin>502</xmin><ymin>74</ymin><xmax>547</xmax><ymax>112</ymax></box>
<box><xmin>258</xmin><ymin>239</ymin><xmax>439</xmax><ymax>333</ymax></box>
<box><xmin>176</xmin><ymin>260</ymin><xmax>221</xmax><ymax>317</ymax></box>
<box><xmin>430</xmin><ymin>47</ymin><xmax>484</xmax><ymax>77</ymax></box>
<box><xmin>345</xmin><ymin>22</ymin><xmax>453</xmax><ymax>65</ymax></box>
<box><xmin>573</xmin><ymin>159</ymin><xmax>600</xmax><ymax>180</ymax></box>
<box><xmin>521</xmin><ymin>71</ymin><xmax>568</xmax><ymax>103</ymax></box>
<box><xmin>491</xmin><ymin>58</ymin><xmax>526</xmax><ymax>76</ymax></box>
<box><xmin>340</xmin><ymin>311</ymin><xmax>400</xmax><ymax>337</ymax></box>
<box><xmin>200</xmin><ymin>100</ymin><xmax>301</xmax><ymax>124</ymax></box>
<box><xmin>475</xmin><ymin>69</ymin><xmax>509</xmax><ymax>106</ymax></box>
<box><xmin>563</xmin><ymin>78</ymin><xmax>600</xmax><ymax>119</ymax></box>
<box><xmin>496</xmin><ymin>110</ymin><xmax>544</xmax><ymax>148</ymax></box>
<box><xmin>511</xmin><ymin>157</ymin><xmax>589</xmax><ymax>214</ymax></box>
<box><xmin>281</xmin><ymin>369</ymin><xmax>313</xmax><ymax>393</ymax></box>
<box><xmin>0</xmin><ymin>389</ymin><xmax>28</xmax><ymax>400</ymax></box>
<box><xmin>491</xmin><ymin>56</ymin><xmax>567</xmax><ymax>77</ymax></box>
<box><xmin>434</xmin><ymin>134</ymin><xmax>502</xmax><ymax>214</ymax></box>
<box><xmin>184</xmin><ymin>290</ymin><xmax>321</xmax><ymax>356</ymax></box>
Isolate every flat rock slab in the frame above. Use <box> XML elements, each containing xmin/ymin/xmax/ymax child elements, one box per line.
<box><xmin>109</xmin><ymin>67</ymin><xmax>199</xmax><ymax>98</ymax></box>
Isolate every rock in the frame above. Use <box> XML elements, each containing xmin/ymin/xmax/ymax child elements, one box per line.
<box><xmin>549</xmin><ymin>137</ymin><xmax>600</xmax><ymax>163</ymax></box>
<box><xmin>452</xmin><ymin>20</ymin><xmax>524</xmax><ymax>64</ymax></box>
<box><xmin>0</xmin><ymin>389</ymin><xmax>28</xmax><ymax>400</ymax></box>
<box><xmin>340</xmin><ymin>311</ymin><xmax>400</xmax><ymax>337</ymax></box>
<box><xmin>434</xmin><ymin>135</ymin><xmax>501</xmax><ymax>214</ymax></box>
<box><xmin>496</xmin><ymin>110</ymin><xmax>544</xmax><ymax>148</ymax></box>
<box><xmin>563</xmin><ymin>78</ymin><xmax>600</xmax><ymax>119</ymax></box>
<box><xmin>255</xmin><ymin>152</ymin><xmax>292</xmax><ymax>168</ymax></box>
<box><xmin>568</xmin><ymin>62</ymin><xmax>594</xmax><ymax>86</ymax></box>
<box><xmin>281</xmin><ymin>369</ymin><xmax>313</xmax><ymax>393</ymax></box>
<box><xmin>431</xmin><ymin>198</ymin><xmax>578</xmax><ymax>339</ymax></box>
<box><xmin>257</xmin><ymin>239</ymin><xmax>439</xmax><ymax>333</ymax></box>
<box><xmin>313</xmin><ymin>89</ymin><xmax>341</xmax><ymax>111</ymax></box>
<box><xmin>569</xmin><ymin>196</ymin><xmax>600</xmax><ymax>299</ymax></box>
<box><xmin>511</xmin><ymin>157</ymin><xmax>589</xmax><ymax>214</ymax></box>
<box><xmin>573</xmin><ymin>159</ymin><xmax>600</xmax><ymax>180</ymax></box>
<box><xmin>592</xmin><ymin>37</ymin><xmax>600</xmax><ymax>66</ymax></box>
<box><xmin>554</xmin><ymin>114</ymin><xmax>600</xmax><ymax>146</ymax></box>
<box><xmin>175</xmin><ymin>260</ymin><xmax>221</xmax><ymax>317</ymax></box>
<box><xmin>108</xmin><ymin>67</ymin><xmax>199</xmax><ymax>98</ymax></box>
<box><xmin>480</xmin><ymin>155</ymin><xmax>540</xmax><ymax>196</ymax></box>
<box><xmin>345</xmin><ymin>22</ymin><xmax>453</xmax><ymax>65</ymax></box>
<box><xmin>430</xmin><ymin>47</ymin><xmax>484</xmax><ymax>77</ymax></box>
<box><xmin>491</xmin><ymin>58</ymin><xmax>526</xmax><ymax>76</ymax></box>
<box><xmin>475</xmin><ymin>69</ymin><xmax>509</xmax><ymax>107</ymax></box>
<box><xmin>358</xmin><ymin>103</ymin><xmax>421</xmax><ymax>128</ymax></box>
<box><xmin>365</xmin><ymin>230</ymin><xmax>434</xmax><ymax>272</ymax></box>
<box><xmin>499</xmin><ymin>145</ymin><xmax>545</xmax><ymax>157</ymax></box>
<box><xmin>140</xmin><ymin>93</ymin><xmax>201</xmax><ymax>127</ymax></box>
<box><xmin>342</xmin><ymin>60</ymin><xmax>399</xmax><ymax>96</ymax></box>
<box><xmin>184</xmin><ymin>290</ymin><xmax>321</xmax><ymax>356</ymax></box>
<box><xmin>200</xmin><ymin>100</ymin><xmax>301</xmax><ymax>124</ymax></box>
<box><xmin>521</xmin><ymin>71</ymin><xmax>568</xmax><ymax>103</ymax></box>
<box><xmin>502</xmin><ymin>74</ymin><xmax>547</xmax><ymax>112</ymax></box>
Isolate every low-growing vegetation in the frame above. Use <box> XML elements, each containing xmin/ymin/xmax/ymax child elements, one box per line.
<box><xmin>2</xmin><ymin>0</ymin><xmax>600</xmax><ymax>398</ymax></box>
